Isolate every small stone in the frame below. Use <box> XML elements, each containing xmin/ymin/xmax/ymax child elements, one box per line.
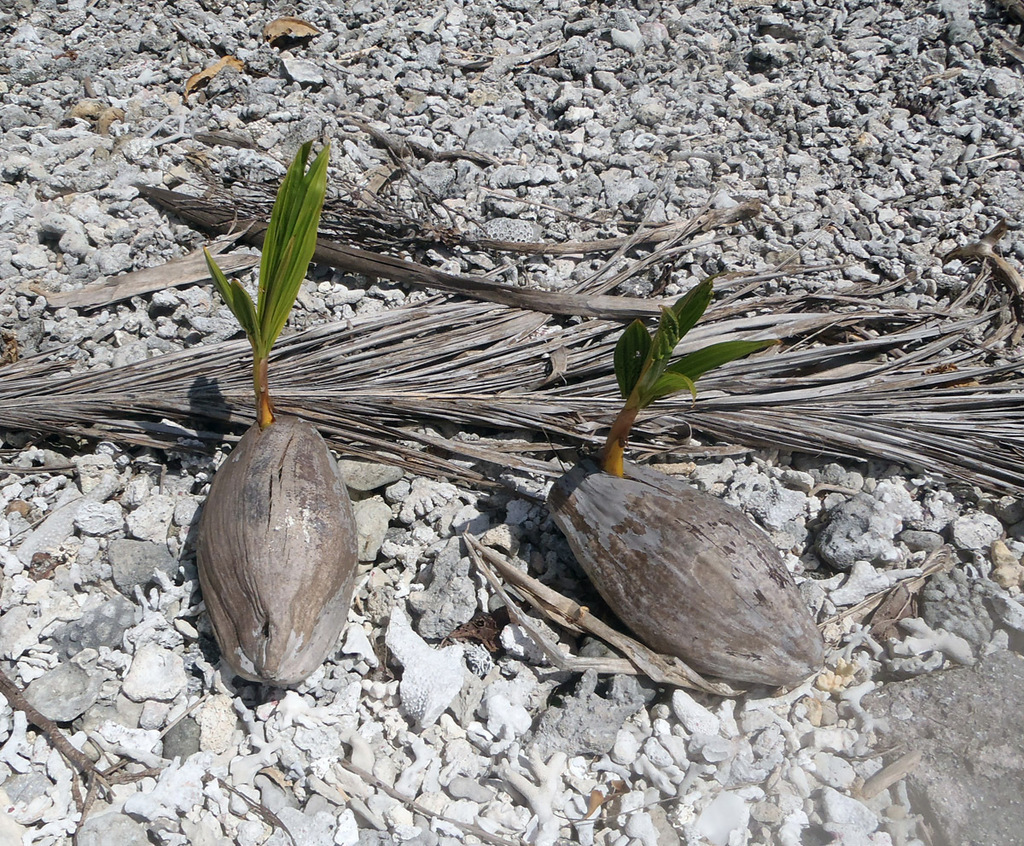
<box><xmin>125</xmin><ymin>494</ymin><xmax>175</xmax><ymax>542</ymax></box>
<box><xmin>950</xmin><ymin>512</ymin><xmax>1002</xmax><ymax>552</ymax></box>
<box><xmin>984</xmin><ymin>68</ymin><xmax>1022</xmax><ymax>98</ymax></box>
<box><xmin>408</xmin><ymin>538</ymin><xmax>476</xmax><ymax>639</ymax></box>
<box><xmin>74</xmin><ymin>501</ymin><xmax>124</xmax><ymax>535</ymax></box>
<box><xmin>671</xmin><ymin>689</ymin><xmax>721</xmax><ymax>736</ymax></box>
<box><xmin>198</xmin><ymin>694</ymin><xmax>237</xmax><ymax>754</ymax></box>
<box><xmin>692</xmin><ymin>792</ymin><xmax>749</xmax><ymax>845</ymax></box>
<box><xmin>282</xmin><ymin>58</ymin><xmax>324</xmax><ymax>85</ymax></box>
<box><xmin>611</xmin><ymin>24</ymin><xmax>644</xmax><ymax>55</ymax></box>
<box><xmin>611</xmin><ymin>728</ymin><xmax>640</xmax><ymax>765</ymax></box>
<box><xmin>107</xmin><ymin>539</ymin><xmax>178</xmax><ymax>596</ymax></box>
<box><xmin>122</xmin><ymin>643</ymin><xmax>187</xmax><ymax>702</ymax></box>
<box><xmin>336</xmin><ymin>460</ymin><xmax>404</xmax><ymax>494</ymax></box>
<box><xmin>75</xmin><ymin>813</ymin><xmax>151</xmax><ymax>846</ymax></box>
<box><xmin>821</xmin><ymin>786</ymin><xmax>878</xmax><ymax>835</ymax></box>
<box><xmin>593</xmin><ymin>70</ymin><xmax>621</xmax><ymax>92</ymax></box>
<box><xmin>446</xmin><ymin>775</ymin><xmax>492</xmax><ymax>803</ymax></box>
<box><xmin>353</xmin><ymin>497</ymin><xmax>391</xmax><ymax>562</ymax></box>
<box><xmin>54</xmin><ymin>593</ymin><xmax>135</xmax><ymax>658</ymax></box>
<box><xmin>480</xmin><ymin>217</ymin><xmax>541</xmax><ymax>243</ymax></box>
<box><xmin>73</xmin><ymin>454</ymin><xmax>116</xmax><ymax>493</ymax></box>
<box><xmin>465</xmin><ymin>127</ymin><xmax>512</xmax><ymax>156</ymax></box>
<box><xmin>989</xmin><ymin>594</ymin><xmax>1024</xmax><ymax>633</ymax></box>
<box><xmin>162</xmin><ymin>715</ymin><xmax>202</xmax><ymax>761</ymax></box>
<box><xmin>24</xmin><ymin>660</ymin><xmax>102</xmax><ymax>722</ymax></box>
<box><xmin>341</xmin><ymin>623</ymin><xmax>379</xmax><ymax>667</ymax></box>
<box><xmin>900</xmin><ymin>529</ymin><xmax>945</xmax><ymax>552</ymax></box>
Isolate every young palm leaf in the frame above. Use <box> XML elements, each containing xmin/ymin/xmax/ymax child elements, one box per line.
<box><xmin>204</xmin><ymin>140</ymin><xmax>330</xmax><ymax>428</ymax></box>
<box><xmin>602</xmin><ymin>277</ymin><xmax>776</xmax><ymax>476</ymax></box>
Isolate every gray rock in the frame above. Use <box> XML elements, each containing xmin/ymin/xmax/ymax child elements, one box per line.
<box><xmin>161</xmin><ymin>714</ymin><xmax>201</xmax><ymax>762</ymax></box>
<box><xmin>353</xmin><ymin>497</ymin><xmax>391</xmax><ymax>562</ymax></box>
<box><xmin>558</xmin><ymin>36</ymin><xmax>597</xmax><ymax>77</ymax></box>
<box><xmin>821</xmin><ymin>786</ymin><xmax>878</xmax><ymax>835</ymax></box>
<box><xmin>52</xmin><ymin>593</ymin><xmax>135</xmax><ymax>658</ymax></box>
<box><xmin>446</xmin><ymin>775</ymin><xmax>493</xmax><ymax>803</ymax></box>
<box><xmin>107</xmin><ymin>539</ymin><xmax>178</xmax><ymax>596</ymax></box>
<box><xmin>75</xmin><ymin>813</ymin><xmax>152</xmax><ymax>846</ymax></box>
<box><xmin>23</xmin><ymin>660</ymin><xmax>102</xmax><ymax>722</ymax></box>
<box><xmin>984</xmin><ymin>68</ymin><xmax>1022</xmax><ymax>98</ymax></box>
<box><xmin>949</xmin><ymin>511</ymin><xmax>1002</xmax><ymax>552</ymax></box>
<box><xmin>899</xmin><ymin>529</ymin><xmax>945</xmax><ymax>552</ymax></box>
<box><xmin>816</xmin><ymin>492</ymin><xmax>908</xmax><ymax>570</ymax></box>
<box><xmin>480</xmin><ymin>217</ymin><xmax>541</xmax><ymax>243</ymax></box>
<box><xmin>2</xmin><ymin>771</ymin><xmax>51</xmax><ymax>805</ymax></box>
<box><xmin>74</xmin><ymin>500</ymin><xmax>124</xmax><ymax>535</ymax></box>
<box><xmin>416</xmin><ymin>162</ymin><xmax>457</xmax><ymax>198</ymax></box>
<box><xmin>125</xmin><ymin>494</ymin><xmax>175</xmax><ymax>542</ymax></box>
<box><xmin>610</xmin><ymin>23</ymin><xmax>644</xmax><ymax>55</ymax></box>
<box><xmin>726</xmin><ymin>467</ymin><xmax>807</xmax><ymax>533</ymax></box>
<box><xmin>336</xmin><ymin>460</ymin><xmax>404</xmax><ymax>494</ymax></box>
<box><xmin>988</xmin><ymin>593</ymin><xmax>1024</xmax><ymax>634</ymax></box>
<box><xmin>282</xmin><ymin>58</ymin><xmax>324</xmax><ymax>86</ymax></box>
<box><xmin>921</xmin><ymin>568</ymin><xmax>995</xmax><ymax>655</ymax></box>
<box><xmin>408</xmin><ymin>537</ymin><xmax>477</xmax><ymax>639</ymax></box>
<box><xmin>465</xmin><ymin>127</ymin><xmax>512</xmax><ymax>156</ymax></box>
<box><xmin>530</xmin><ymin>671</ymin><xmax>646</xmax><ymax>758</ymax></box>
<box><xmin>866</xmin><ymin>650</ymin><xmax>1024</xmax><ymax>846</ymax></box>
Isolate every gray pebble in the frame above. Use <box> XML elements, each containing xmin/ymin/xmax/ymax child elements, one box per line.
<box><xmin>817</xmin><ymin>493</ymin><xmax>903</xmax><ymax>570</ymax></box>
<box><xmin>23</xmin><ymin>660</ymin><xmax>103</xmax><ymax>722</ymax></box>
<box><xmin>281</xmin><ymin>58</ymin><xmax>325</xmax><ymax>86</ymax></box>
<box><xmin>899</xmin><ymin>529</ymin><xmax>945</xmax><ymax>552</ymax></box>
<box><xmin>108</xmin><ymin>538</ymin><xmax>178</xmax><ymax>596</ymax></box>
<box><xmin>353</xmin><ymin>497</ymin><xmax>391</xmax><ymax>562</ymax></box>
<box><xmin>76</xmin><ymin>814</ymin><xmax>152</xmax><ymax>846</ymax></box>
<box><xmin>161</xmin><ymin>714</ymin><xmax>202</xmax><ymax>762</ymax></box>
<box><xmin>950</xmin><ymin>511</ymin><xmax>1002</xmax><ymax>552</ymax></box>
<box><xmin>446</xmin><ymin>775</ymin><xmax>493</xmax><ymax>803</ymax></box>
<box><xmin>336</xmin><ymin>459</ymin><xmax>404</xmax><ymax>494</ymax></box>
<box><xmin>74</xmin><ymin>500</ymin><xmax>124</xmax><ymax>535</ymax></box>
<box><xmin>408</xmin><ymin>537</ymin><xmax>476</xmax><ymax>639</ymax></box>
<box><xmin>121</xmin><ymin>642</ymin><xmax>187</xmax><ymax>702</ymax></box>
<box><xmin>52</xmin><ymin>593</ymin><xmax>135</xmax><ymax>658</ymax></box>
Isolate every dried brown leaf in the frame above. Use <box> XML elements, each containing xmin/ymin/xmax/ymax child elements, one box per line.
<box><xmin>185</xmin><ymin>55</ymin><xmax>245</xmax><ymax>100</ymax></box>
<box><xmin>263</xmin><ymin>16</ymin><xmax>321</xmax><ymax>47</ymax></box>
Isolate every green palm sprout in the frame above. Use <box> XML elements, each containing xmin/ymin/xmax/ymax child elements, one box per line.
<box><xmin>204</xmin><ymin>141</ymin><xmax>330</xmax><ymax>429</ymax></box>
<box><xmin>602</xmin><ymin>277</ymin><xmax>777</xmax><ymax>476</ymax></box>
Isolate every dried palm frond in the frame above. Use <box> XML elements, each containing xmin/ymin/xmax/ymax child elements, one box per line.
<box><xmin>4</xmin><ymin>252</ymin><xmax>1023</xmax><ymax>492</ymax></box>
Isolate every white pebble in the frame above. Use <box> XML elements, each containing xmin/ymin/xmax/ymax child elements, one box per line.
<box><xmin>122</xmin><ymin>643</ymin><xmax>187</xmax><ymax>702</ymax></box>
<box><xmin>671</xmin><ymin>689</ymin><xmax>721</xmax><ymax>735</ymax></box>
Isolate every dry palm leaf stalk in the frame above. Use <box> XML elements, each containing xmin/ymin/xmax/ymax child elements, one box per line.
<box><xmin>195</xmin><ymin>142</ymin><xmax>360</xmax><ymax>686</ymax></box>
<box><xmin>2</xmin><ymin>185</ymin><xmax>1024</xmax><ymax>495</ymax></box>
<box><xmin>464</xmin><ymin>533</ymin><xmax>745</xmax><ymax>696</ymax></box>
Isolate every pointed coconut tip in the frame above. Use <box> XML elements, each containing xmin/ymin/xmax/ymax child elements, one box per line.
<box><xmin>549</xmin><ymin>459</ymin><xmax>824</xmax><ymax>688</ymax></box>
<box><xmin>197</xmin><ymin>416</ymin><xmax>359</xmax><ymax>685</ymax></box>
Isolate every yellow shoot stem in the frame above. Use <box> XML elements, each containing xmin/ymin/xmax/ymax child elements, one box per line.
<box><xmin>254</xmin><ymin>355</ymin><xmax>275</xmax><ymax>430</ymax></box>
<box><xmin>600</xmin><ymin>406</ymin><xmax>638</xmax><ymax>477</ymax></box>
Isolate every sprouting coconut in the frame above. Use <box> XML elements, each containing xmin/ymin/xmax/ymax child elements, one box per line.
<box><xmin>548</xmin><ymin>278</ymin><xmax>824</xmax><ymax>687</ymax></box>
<box><xmin>198</xmin><ymin>142</ymin><xmax>358</xmax><ymax>685</ymax></box>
